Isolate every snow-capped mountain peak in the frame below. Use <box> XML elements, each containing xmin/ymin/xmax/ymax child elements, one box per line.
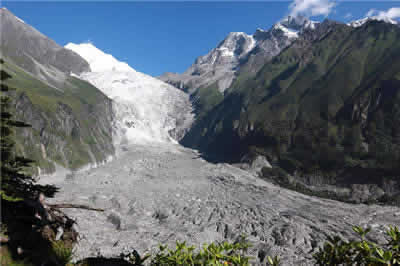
<box><xmin>272</xmin><ymin>22</ymin><xmax>300</xmax><ymax>39</ymax></box>
<box><xmin>216</xmin><ymin>32</ymin><xmax>256</xmax><ymax>58</ymax></box>
<box><xmin>267</xmin><ymin>16</ymin><xmax>319</xmax><ymax>39</ymax></box>
<box><xmin>160</xmin><ymin>15</ymin><xmax>320</xmax><ymax>93</ymax></box>
<box><xmin>65</xmin><ymin>42</ymin><xmax>135</xmax><ymax>73</ymax></box>
<box><xmin>348</xmin><ymin>16</ymin><xmax>399</xmax><ymax>27</ymax></box>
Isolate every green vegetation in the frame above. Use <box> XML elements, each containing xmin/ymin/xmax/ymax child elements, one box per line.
<box><xmin>1</xmin><ymin>59</ymin><xmax>114</xmax><ymax>173</ymax></box>
<box><xmin>52</xmin><ymin>240</ymin><xmax>74</xmax><ymax>265</ymax></box>
<box><xmin>77</xmin><ymin>225</ymin><xmax>400</xmax><ymax>265</ymax></box>
<box><xmin>0</xmin><ymin>60</ymin><xmax>57</xmax><ymax>199</ymax></box>
<box><xmin>1</xmin><ymin>61</ymin><xmax>73</xmax><ymax>266</ymax></box>
<box><xmin>191</xmin><ymin>82</ymin><xmax>224</xmax><ymax>119</ymax></box>
<box><xmin>315</xmin><ymin>226</ymin><xmax>400</xmax><ymax>265</ymax></box>
<box><xmin>149</xmin><ymin>239</ymin><xmax>251</xmax><ymax>265</ymax></box>
<box><xmin>3</xmin><ymin>225</ymin><xmax>400</xmax><ymax>265</ymax></box>
<box><xmin>78</xmin><ymin>238</ymin><xmax>282</xmax><ymax>266</ymax></box>
<box><xmin>0</xmin><ymin>222</ymin><xmax>75</xmax><ymax>266</ymax></box>
<box><xmin>183</xmin><ymin>21</ymin><xmax>400</xmax><ymax>199</ymax></box>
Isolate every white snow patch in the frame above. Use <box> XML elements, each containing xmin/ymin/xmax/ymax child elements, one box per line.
<box><xmin>304</xmin><ymin>20</ymin><xmax>318</xmax><ymax>30</ymax></box>
<box><xmin>217</xmin><ymin>47</ymin><xmax>235</xmax><ymax>57</ymax></box>
<box><xmin>348</xmin><ymin>16</ymin><xmax>399</xmax><ymax>27</ymax></box>
<box><xmin>274</xmin><ymin>23</ymin><xmax>299</xmax><ymax>38</ymax></box>
<box><xmin>15</xmin><ymin>16</ymin><xmax>25</xmax><ymax>24</ymax></box>
<box><xmin>245</xmin><ymin>36</ymin><xmax>256</xmax><ymax>54</ymax></box>
<box><xmin>65</xmin><ymin>42</ymin><xmax>135</xmax><ymax>73</ymax></box>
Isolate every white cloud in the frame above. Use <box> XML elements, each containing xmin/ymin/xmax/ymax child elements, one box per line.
<box><xmin>289</xmin><ymin>0</ymin><xmax>336</xmax><ymax>17</ymax></box>
<box><xmin>344</xmin><ymin>13</ymin><xmax>352</xmax><ymax>19</ymax></box>
<box><xmin>366</xmin><ymin>7</ymin><xmax>400</xmax><ymax>21</ymax></box>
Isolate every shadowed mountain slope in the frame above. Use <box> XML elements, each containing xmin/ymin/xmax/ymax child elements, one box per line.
<box><xmin>182</xmin><ymin>20</ymin><xmax>400</xmax><ymax>203</ymax></box>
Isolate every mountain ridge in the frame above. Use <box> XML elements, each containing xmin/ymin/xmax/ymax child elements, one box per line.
<box><xmin>181</xmin><ymin>19</ymin><xmax>400</xmax><ymax>204</ymax></box>
<box><xmin>0</xmin><ymin>8</ymin><xmax>90</xmax><ymax>88</ymax></box>
<box><xmin>1</xmin><ymin>8</ymin><xmax>115</xmax><ymax>174</ymax></box>
<box><xmin>159</xmin><ymin>15</ymin><xmax>319</xmax><ymax>96</ymax></box>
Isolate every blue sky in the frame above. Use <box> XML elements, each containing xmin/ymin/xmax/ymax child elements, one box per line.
<box><xmin>2</xmin><ymin>1</ymin><xmax>400</xmax><ymax>76</ymax></box>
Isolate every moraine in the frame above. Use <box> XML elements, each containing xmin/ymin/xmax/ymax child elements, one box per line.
<box><xmin>40</xmin><ymin>142</ymin><xmax>400</xmax><ymax>265</ymax></box>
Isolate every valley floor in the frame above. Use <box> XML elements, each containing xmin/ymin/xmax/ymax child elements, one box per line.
<box><xmin>40</xmin><ymin>143</ymin><xmax>400</xmax><ymax>265</ymax></box>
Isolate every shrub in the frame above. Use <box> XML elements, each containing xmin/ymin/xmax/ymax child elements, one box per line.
<box><xmin>149</xmin><ymin>239</ymin><xmax>251</xmax><ymax>265</ymax></box>
<box><xmin>84</xmin><ymin>239</ymin><xmax>281</xmax><ymax>266</ymax></box>
<box><xmin>314</xmin><ymin>225</ymin><xmax>400</xmax><ymax>265</ymax></box>
<box><xmin>51</xmin><ymin>240</ymin><xmax>74</xmax><ymax>265</ymax></box>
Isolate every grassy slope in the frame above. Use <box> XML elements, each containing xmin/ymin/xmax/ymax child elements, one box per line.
<box><xmin>190</xmin><ymin>82</ymin><xmax>224</xmax><ymax>119</ymax></box>
<box><xmin>2</xmin><ymin>60</ymin><xmax>113</xmax><ymax>173</ymax></box>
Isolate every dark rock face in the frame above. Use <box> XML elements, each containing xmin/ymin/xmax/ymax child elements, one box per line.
<box><xmin>0</xmin><ymin>8</ymin><xmax>90</xmax><ymax>87</ymax></box>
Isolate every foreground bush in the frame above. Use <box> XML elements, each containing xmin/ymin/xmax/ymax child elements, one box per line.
<box><xmin>314</xmin><ymin>225</ymin><xmax>400</xmax><ymax>265</ymax></box>
<box><xmin>142</xmin><ymin>239</ymin><xmax>251</xmax><ymax>265</ymax></box>
<box><xmin>80</xmin><ymin>238</ymin><xmax>281</xmax><ymax>266</ymax></box>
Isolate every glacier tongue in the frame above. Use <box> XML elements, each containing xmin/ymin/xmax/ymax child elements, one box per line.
<box><xmin>65</xmin><ymin>43</ymin><xmax>194</xmax><ymax>146</ymax></box>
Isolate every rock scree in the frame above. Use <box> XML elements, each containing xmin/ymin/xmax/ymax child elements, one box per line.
<box><xmin>40</xmin><ymin>143</ymin><xmax>400</xmax><ymax>265</ymax></box>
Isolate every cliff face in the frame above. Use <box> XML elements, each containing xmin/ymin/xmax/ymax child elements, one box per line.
<box><xmin>0</xmin><ymin>8</ymin><xmax>117</xmax><ymax>174</ymax></box>
<box><xmin>3</xmin><ymin>60</ymin><xmax>114</xmax><ymax>174</ymax></box>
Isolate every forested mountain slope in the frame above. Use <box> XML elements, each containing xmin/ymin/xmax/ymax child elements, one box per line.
<box><xmin>182</xmin><ymin>20</ymin><xmax>400</xmax><ymax>203</ymax></box>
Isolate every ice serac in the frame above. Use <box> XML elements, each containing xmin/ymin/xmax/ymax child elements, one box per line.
<box><xmin>159</xmin><ymin>16</ymin><xmax>318</xmax><ymax>94</ymax></box>
<box><xmin>65</xmin><ymin>43</ymin><xmax>194</xmax><ymax>146</ymax></box>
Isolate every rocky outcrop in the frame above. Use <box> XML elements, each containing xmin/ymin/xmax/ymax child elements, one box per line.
<box><xmin>182</xmin><ymin>20</ymin><xmax>400</xmax><ymax>203</ymax></box>
<box><xmin>10</xmin><ymin>85</ymin><xmax>114</xmax><ymax>174</ymax></box>
<box><xmin>0</xmin><ymin>8</ymin><xmax>90</xmax><ymax>88</ymax></box>
<box><xmin>41</xmin><ymin>143</ymin><xmax>400</xmax><ymax>265</ymax></box>
<box><xmin>160</xmin><ymin>31</ymin><xmax>255</xmax><ymax>94</ymax></box>
<box><xmin>260</xmin><ymin>168</ymin><xmax>400</xmax><ymax>205</ymax></box>
<box><xmin>160</xmin><ymin>16</ymin><xmax>319</xmax><ymax>95</ymax></box>
<box><xmin>1</xmin><ymin>9</ymin><xmax>115</xmax><ymax>174</ymax></box>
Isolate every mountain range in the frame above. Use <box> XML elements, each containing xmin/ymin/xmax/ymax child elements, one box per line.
<box><xmin>177</xmin><ymin>18</ymin><xmax>400</xmax><ymax>203</ymax></box>
<box><xmin>160</xmin><ymin>16</ymin><xmax>318</xmax><ymax>93</ymax></box>
<box><xmin>0</xmin><ymin>7</ymin><xmax>192</xmax><ymax>174</ymax></box>
<box><xmin>3</xmin><ymin>7</ymin><xmax>400</xmax><ymax>265</ymax></box>
<box><xmin>2</xmin><ymin>6</ymin><xmax>400</xmax><ymax>203</ymax></box>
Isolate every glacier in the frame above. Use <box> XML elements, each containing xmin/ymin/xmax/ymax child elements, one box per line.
<box><xmin>44</xmin><ymin>25</ymin><xmax>400</xmax><ymax>266</ymax></box>
<box><xmin>65</xmin><ymin>43</ymin><xmax>194</xmax><ymax>148</ymax></box>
